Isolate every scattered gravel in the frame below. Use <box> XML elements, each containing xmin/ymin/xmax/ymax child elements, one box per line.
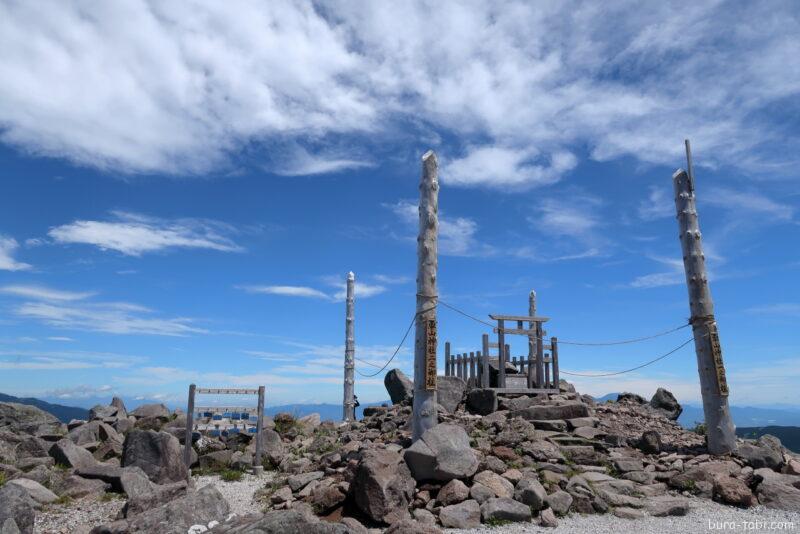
<box><xmin>35</xmin><ymin>496</ymin><xmax>125</xmax><ymax>534</ymax></box>
<box><xmin>194</xmin><ymin>471</ymin><xmax>275</xmax><ymax>517</ymax></box>
<box><xmin>447</xmin><ymin>498</ymin><xmax>800</xmax><ymax>534</ymax></box>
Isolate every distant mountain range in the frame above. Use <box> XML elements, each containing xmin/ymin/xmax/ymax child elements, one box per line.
<box><xmin>263</xmin><ymin>402</ymin><xmax>391</xmax><ymax>421</ymax></box>
<box><xmin>0</xmin><ymin>392</ymin><xmax>89</xmax><ymax>423</ymax></box>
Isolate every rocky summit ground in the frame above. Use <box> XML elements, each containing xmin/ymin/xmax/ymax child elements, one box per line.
<box><xmin>1</xmin><ymin>372</ymin><xmax>799</xmax><ymax>533</ymax></box>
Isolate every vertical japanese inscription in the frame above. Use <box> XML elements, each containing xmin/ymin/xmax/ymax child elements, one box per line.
<box><xmin>425</xmin><ymin>319</ymin><xmax>437</xmax><ymax>390</ymax></box>
<box><xmin>708</xmin><ymin>323</ymin><xmax>728</xmax><ymax>396</ymax></box>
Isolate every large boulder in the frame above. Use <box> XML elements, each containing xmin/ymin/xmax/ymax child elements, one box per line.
<box><xmin>5</xmin><ymin>479</ymin><xmax>58</xmax><ymax>508</ymax></box>
<box><xmin>212</xmin><ymin>510</ymin><xmax>350</xmax><ymax>533</ymax></box>
<box><xmin>510</xmin><ymin>402</ymin><xmax>589</xmax><ymax>421</ymax></box>
<box><xmin>466</xmin><ymin>389</ymin><xmax>497</xmax><ymax>416</ymax></box>
<box><xmin>480</xmin><ymin>497</ymin><xmax>532</xmax><ymax>523</ymax></box>
<box><xmin>0</xmin><ymin>403</ymin><xmax>62</xmax><ymax>436</ymax></box>
<box><xmin>756</xmin><ymin>481</ymin><xmax>800</xmax><ymax>510</ymax></box>
<box><xmin>436</xmin><ymin>376</ymin><xmax>466</xmax><ymax>413</ymax></box>
<box><xmin>110</xmin><ymin>397</ymin><xmax>128</xmax><ymax>419</ymax></box>
<box><xmin>439</xmin><ymin>500</ymin><xmax>481</xmax><ymax>529</ymax></box>
<box><xmin>384</xmin><ymin>369</ymin><xmax>414</xmax><ymax>405</ymax></box>
<box><xmin>48</xmin><ymin>439</ymin><xmax>97</xmax><ymax>469</ymax></box>
<box><xmin>90</xmin><ymin>485</ymin><xmax>228</xmax><ymax>534</ymax></box>
<box><xmin>404</xmin><ymin>423</ymin><xmax>478</xmax><ymax>482</ymax></box>
<box><xmin>0</xmin><ymin>484</ymin><xmax>34</xmax><ymax>534</ymax></box>
<box><xmin>130</xmin><ymin>403</ymin><xmax>170</xmax><ymax>420</ymax></box>
<box><xmin>353</xmin><ymin>449</ymin><xmax>415</xmax><ymax>525</ymax></box>
<box><xmin>649</xmin><ymin>388</ymin><xmax>682</xmax><ymax>420</ymax></box>
<box><xmin>121</xmin><ymin>430</ymin><xmax>188</xmax><ymax>484</ymax></box>
<box><xmin>736</xmin><ymin>442</ymin><xmax>784</xmax><ymax>470</ymax></box>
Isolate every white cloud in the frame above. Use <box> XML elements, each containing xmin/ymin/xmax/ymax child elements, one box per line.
<box><xmin>272</xmin><ymin>145</ymin><xmax>374</xmax><ymax>176</ymax></box>
<box><xmin>46</xmin><ymin>384</ymin><xmax>114</xmax><ymax>399</ymax></box>
<box><xmin>332</xmin><ymin>282</ymin><xmax>386</xmax><ymax>301</ymax></box>
<box><xmin>0</xmin><ymin>350</ymin><xmax>141</xmax><ymax>371</ymax></box>
<box><xmin>444</xmin><ymin>146</ymin><xmax>576</xmax><ymax>189</ymax></box>
<box><xmin>2</xmin><ymin>285</ymin><xmax>206</xmax><ymax>336</ymax></box>
<box><xmin>0</xmin><ymin>284</ymin><xmax>94</xmax><ymax>301</ymax></box>
<box><xmin>48</xmin><ymin>211</ymin><xmax>242</xmax><ymax>256</ymax></box>
<box><xmin>745</xmin><ymin>303</ymin><xmax>800</xmax><ymax>317</ymax></box>
<box><xmin>629</xmin><ymin>255</ymin><xmax>685</xmax><ymax>289</ymax></box>
<box><xmin>239</xmin><ymin>285</ymin><xmax>330</xmax><ymax>299</ymax></box>
<box><xmin>705</xmin><ymin>188</ymin><xmax>794</xmax><ymax>222</ymax></box>
<box><xmin>387</xmin><ymin>200</ymin><xmax>494</xmax><ymax>257</ymax></box>
<box><xmin>638</xmin><ymin>187</ymin><xmax>674</xmax><ymax>221</ymax></box>
<box><xmin>2</xmin><ymin>2</ymin><xmax>797</xmax><ymax>182</ymax></box>
<box><xmin>0</xmin><ymin>235</ymin><xmax>31</xmax><ymax>271</ymax></box>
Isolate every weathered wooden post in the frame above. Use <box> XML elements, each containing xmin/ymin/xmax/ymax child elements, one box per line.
<box><xmin>254</xmin><ymin>385</ymin><xmax>265</xmax><ymax>471</ymax></box>
<box><xmin>527</xmin><ymin>290</ymin><xmax>536</xmax><ymax>388</ymax></box>
<box><xmin>343</xmin><ymin>271</ymin><xmax>356</xmax><ymax>421</ymax></box>
<box><xmin>673</xmin><ymin>140</ymin><xmax>736</xmax><ymax>455</ymax></box>
<box><xmin>412</xmin><ymin>150</ymin><xmax>439</xmax><ymax>441</ymax></box>
<box><xmin>481</xmin><ymin>334</ymin><xmax>490</xmax><ymax>388</ymax></box>
<box><xmin>183</xmin><ymin>383</ymin><xmax>196</xmax><ymax>469</ymax></box>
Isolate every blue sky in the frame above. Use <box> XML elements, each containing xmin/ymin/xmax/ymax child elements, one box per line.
<box><xmin>0</xmin><ymin>1</ymin><xmax>798</xmax><ymax>409</ymax></box>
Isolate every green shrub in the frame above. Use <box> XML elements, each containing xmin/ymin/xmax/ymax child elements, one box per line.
<box><xmin>220</xmin><ymin>469</ymin><xmax>244</xmax><ymax>482</ymax></box>
<box><xmin>0</xmin><ymin>472</ymin><xmax>6</xmax><ymax>487</ymax></box>
<box><xmin>692</xmin><ymin>422</ymin><xmax>707</xmax><ymax>436</ymax></box>
<box><xmin>485</xmin><ymin>518</ymin><xmax>511</xmax><ymax>527</ymax></box>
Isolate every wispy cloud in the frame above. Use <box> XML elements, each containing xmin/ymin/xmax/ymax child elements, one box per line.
<box><xmin>705</xmin><ymin>187</ymin><xmax>794</xmax><ymax>222</ymax></box>
<box><xmin>48</xmin><ymin>211</ymin><xmax>243</xmax><ymax>256</ymax></box>
<box><xmin>272</xmin><ymin>145</ymin><xmax>374</xmax><ymax>176</ymax></box>
<box><xmin>45</xmin><ymin>384</ymin><xmax>114</xmax><ymax>399</ymax></box>
<box><xmin>638</xmin><ymin>186</ymin><xmax>673</xmax><ymax>221</ymax></box>
<box><xmin>2</xmin><ymin>283</ymin><xmax>205</xmax><ymax>336</ymax></box>
<box><xmin>239</xmin><ymin>285</ymin><xmax>330</xmax><ymax>299</ymax></box>
<box><xmin>387</xmin><ymin>200</ymin><xmax>495</xmax><ymax>257</ymax></box>
<box><xmin>744</xmin><ymin>303</ymin><xmax>800</xmax><ymax>318</ymax></box>
<box><xmin>0</xmin><ymin>284</ymin><xmax>94</xmax><ymax>301</ymax></box>
<box><xmin>444</xmin><ymin>146</ymin><xmax>576</xmax><ymax>189</ymax></box>
<box><xmin>0</xmin><ymin>235</ymin><xmax>31</xmax><ymax>271</ymax></box>
<box><xmin>0</xmin><ymin>349</ymin><xmax>142</xmax><ymax>370</ymax></box>
<box><xmin>629</xmin><ymin>256</ymin><xmax>685</xmax><ymax>289</ymax></box>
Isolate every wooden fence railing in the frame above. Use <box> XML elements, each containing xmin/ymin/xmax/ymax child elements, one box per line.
<box><xmin>444</xmin><ymin>335</ymin><xmax>559</xmax><ymax>392</ymax></box>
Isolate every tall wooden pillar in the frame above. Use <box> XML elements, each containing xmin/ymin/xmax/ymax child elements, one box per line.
<box><xmin>527</xmin><ymin>290</ymin><xmax>536</xmax><ymax>388</ymax></box>
<box><xmin>673</xmin><ymin>140</ymin><xmax>736</xmax><ymax>455</ymax></box>
<box><xmin>254</xmin><ymin>385</ymin><xmax>265</xmax><ymax>466</ymax></box>
<box><xmin>343</xmin><ymin>271</ymin><xmax>356</xmax><ymax>421</ymax></box>
<box><xmin>412</xmin><ymin>150</ymin><xmax>439</xmax><ymax>441</ymax></box>
<box><xmin>183</xmin><ymin>383</ymin><xmax>195</xmax><ymax>470</ymax></box>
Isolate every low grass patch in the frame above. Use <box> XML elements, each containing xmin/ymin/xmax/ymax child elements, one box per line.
<box><xmin>0</xmin><ymin>472</ymin><xmax>6</xmax><ymax>487</ymax></box>
<box><xmin>55</xmin><ymin>495</ymin><xmax>73</xmax><ymax>505</ymax></box>
<box><xmin>485</xmin><ymin>518</ymin><xmax>512</xmax><ymax>527</ymax></box>
<box><xmin>220</xmin><ymin>469</ymin><xmax>244</xmax><ymax>482</ymax></box>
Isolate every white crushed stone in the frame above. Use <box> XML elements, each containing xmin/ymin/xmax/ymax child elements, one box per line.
<box><xmin>194</xmin><ymin>471</ymin><xmax>275</xmax><ymax>517</ymax></box>
<box><xmin>447</xmin><ymin>498</ymin><xmax>800</xmax><ymax>534</ymax></box>
<box><xmin>34</xmin><ymin>496</ymin><xmax>125</xmax><ymax>534</ymax></box>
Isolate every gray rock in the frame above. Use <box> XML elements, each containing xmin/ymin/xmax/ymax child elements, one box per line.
<box><xmin>638</xmin><ymin>430</ymin><xmax>661</xmax><ymax>454</ymax></box>
<box><xmin>384</xmin><ymin>369</ymin><xmax>414</xmax><ymax>405</ymax></box>
<box><xmin>1</xmin><ymin>518</ymin><xmax>21</xmax><ymax>534</ymax></box>
<box><xmin>58</xmin><ymin>475</ymin><xmax>110</xmax><ymax>499</ymax></box>
<box><xmin>383</xmin><ymin>520</ymin><xmax>442</xmax><ymax>534</ymax></box>
<box><xmin>510</xmin><ymin>402</ymin><xmax>589</xmax><ymax>421</ymax></box>
<box><xmin>532</xmin><ymin>419</ymin><xmax>567</xmax><ymax>432</ymax></box>
<box><xmin>121</xmin><ymin>430</ymin><xmax>188</xmax><ymax>484</ymax></box>
<box><xmin>110</xmin><ymin>397</ymin><xmax>128</xmax><ymax>418</ymax></box>
<box><xmin>474</xmin><ymin>470</ymin><xmax>514</xmax><ymax>498</ymax></box>
<box><xmin>650</xmin><ymin>388</ymin><xmax>682</xmax><ymax>420</ymax></box>
<box><xmin>514</xmin><ymin>476</ymin><xmax>546</xmax><ymax>509</ymax></box>
<box><xmin>539</xmin><ymin>507</ymin><xmax>559</xmax><ymax>527</ymax></box>
<box><xmin>713</xmin><ymin>476</ymin><xmax>756</xmax><ymax>507</ymax></box>
<box><xmin>466</xmin><ymin>389</ymin><xmax>497</xmax><ymax>416</ymax></box>
<box><xmin>353</xmin><ymin>449</ymin><xmax>414</xmax><ymax>525</ymax></box>
<box><xmin>480</xmin><ymin>497</ymin><xmax>532</xmax><ymax>523</ymax></box>
<box><xmin>0</xmin><ymin>484</ymin><xmax>34</xmax><ymax>534</ymax></box>
<box><xmin>91</xmin><ymin>485</ymin><xmax>228</xmax><ymax>534</ymax></box>
<box><xmin>613</xmin><ymin>458</ymin><xmax>644</xmax><ymax>473</ymax></box>
<box><xmin>436</xmin><ymin>376</ymin><xmax>467</xmax><ymax>413</ymax></box>
<box><xmin>6</xmin><ymin>479</ymin><xmax>57</xmax><ymax>507</ymax></box>
<box><xmin>89</xmin><ymin>405</ymin><xmax>119</xmax><ymax>421</ymax></box>
<box><xmin>613</xmin><ymin>507</ymin><xmax>645</xmax><ymax>519</ymax></box>
<box><xmin>439</xmin><ymin>499</ymin><xmax>481</xmax><ymax>529</ymax></box>
<box><xmin>545</xmin><ymin>490</ymin><xmax>573</xmax><ymax>515</ymax></box>
<box><xmin>0</xmin><ymin>403</ymin><xmax>62</xmax><ymax>436</ymax></box>
<box><xmin>412</xmin><ymin>509</ymin><xmax>437</xmax><ymax>526</ymax></box>
<box><xmin>437</xmin><ymin>479</ymin><xmax>469</xmax><ymax>505</ymax></box>
<box><xmin>211</xmin><ymin>510</ymin><xmax>349</xmax><ymax>533</ymax></box>
<box><xmin>736</xmin><ymin>442</ymin><xmax>784</xmax><ymax>470</ymax></box>
<box><xmin>48</xmin><ymin>439</ymin><xmax>96</xmax><ymax>469</ymax></box>
<box><xmin>199</xmin><ymin>449</ymin><xmax>233</xmax><ymax>469</ymax></box>
<box><xmin>404</xmin><ymin>423</ymin><xmax>478</xmax><ymax>482</ymax></box>
<box><xmin>617</xmin><ymin>392</ymin><xmax>646</xmax><ymax>404</ymax></box>
<box><xmin>130</xmin><ymin>403</ymin><xmax>170</xmax><ymax>420</ymax></box>
<box><xmin>756</xmin><ymin>480</ymin><xmax>800</xmax><ymax>510</ymax></box>
<box><xmin>288</xmin><ymin>471</ymin><xmax>324</xmax><ymax>492</ymax></box>
<box><xmin>646</xmin><ymin>496</ymin><xmax>691</xmax><ymax>516</ymax></box>
<box><xmin>469</xmin><ymin>483</ymin><xmax>494</xmax><ymax>504</ymax></box>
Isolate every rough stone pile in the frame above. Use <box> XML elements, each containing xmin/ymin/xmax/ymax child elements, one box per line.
<box><xmin>1</xmin><ymin>372</ymin><xmax>799</xmax><ymax>533</ymax></box>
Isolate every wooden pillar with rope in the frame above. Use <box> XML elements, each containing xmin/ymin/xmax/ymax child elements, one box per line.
<box><xmin>412</xmin><ymin>150</ymin><xmax>439</xmax><ymax>441</ymax></box>
<box><xmin>343</xmin><ymin>271</ymin><xmax>356</xmax><ymax>421</ymax></box>
<box><xmin>673</xmin><ymin>140</ymin><xmax>736</xmax><ymax>455</ymax></box>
